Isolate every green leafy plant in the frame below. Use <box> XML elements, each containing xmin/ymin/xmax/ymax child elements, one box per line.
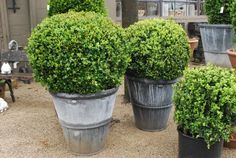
<box><xmin>232</xmin><ymin>126</ymin><xmax>236</xmax><ymax>134</ymax></box>
<box><xmin>48</xmin><ymin>0</ymin><xmax>107</xmax><ymax>16</ymax></box>
<box><xmin>231</xmin><ymin>0</ymin><xmax>236</xmax><ymax>43</ymax></box>
<box><xmin>27</xmin><ymin>12</ymin><xmax>130</xmax><ymax>94</ymax></box>
<box><xmin>126</xmin><ymin>19</ymin><xmax>190</xmax><ymax>81</ymax></box>
<box><xmin>174</xmin><ymin>65</ymin><xmax>236</xmax><ymax>148</ymax></box>
<box><xmin>205</xmin><ymin>0</ymin><xmax>233</xmax><ymax>24</ymax></box>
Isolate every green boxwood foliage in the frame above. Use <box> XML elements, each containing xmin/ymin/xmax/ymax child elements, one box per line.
<box><xmin>126</xmin><ymin>19</ymin><xmax>190</xmax><ymax>81</ymax></box>
<box><xmin>231</xmin><ymin>0</ymin><xmax>236</xmax><ymax>42</ymax></box>
<box><xmin>48</xmin><ymin>0</ymin><xmax>107</xmax><ymax>16</ymax></box>
<box><xmin>174</xmin><ymin>65</ymin><xmax>236</xmax><ymax>148</ymax></box>
<box><xmin>205</xmin><ymin>0</ymin><xmax>233</xmax><ymax>24</ymax></box>
<box><xmin>27</xmin><ymin>12</ymin><xmax>130</xmax><ymax>94</ymax></box>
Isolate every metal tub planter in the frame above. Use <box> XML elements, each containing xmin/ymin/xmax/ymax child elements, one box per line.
<box><xmin>199</xmin><ymin>24</ymin><xmax>234</xmax><ymax>68</ymax></box>
<box><xmin>26</xmin><ymin>12</ymin><xmax>130</xmax><ymax>155</ymax></box>
<box><xmin>51</xmin><ymin>88</ymin><xmax>117</xmax><ymax>155</ymax></box>
<box><xmin>125</xmin><ymin>19</ymin><xmax>190</xmax><ymax>131</ymax></box>
<box><xmin>127</xmin><ymin>76</ymin><xmax>177</xmax><ymax>131</ymax></box>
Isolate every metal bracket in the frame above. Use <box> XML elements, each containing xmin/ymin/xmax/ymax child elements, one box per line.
<box><xmin>8</xmin><ymin>0</ymin><xmax>20</xmax><ymax>13</ymax></box>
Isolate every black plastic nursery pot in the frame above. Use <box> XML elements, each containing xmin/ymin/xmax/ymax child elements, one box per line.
<box><xmin>178</xmin><ymin>129</ymin><xmax>223</xmax><ymax>158</ymax></box>
<box><xmin>126</xmin><ymin>75</ymin><xmax>178</xmax><ymax>131</ymax></box>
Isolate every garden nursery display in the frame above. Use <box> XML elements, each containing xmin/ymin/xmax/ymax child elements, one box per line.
<box><xmin>199</xmin><ymin>0</ymin><xmax>234</xmax><ymax>67</ymax></box>
<box><xmin>174</xmin><ymin>66</ymin><xmax>236</xmax><ymax>158</ymax></box>
<box><xmin>126</xmin><ymin>19</ymin><xmax>190</xmax><ymax>131</ymax></box>
<box><xmin>27</xmin><ymin>11</ymin><xmax>129</xmax><ymax>155</ymax></box>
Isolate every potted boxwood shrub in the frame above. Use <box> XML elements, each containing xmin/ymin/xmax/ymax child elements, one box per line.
<box><xmin>227</xmin><ymin>0</ymin><xmax>236</xmax><ymax>68</ymax></box>
<box><xmin>26</xmin><ymin>12</ymin><xmax>130</xmax><ymax>155</ymax></box>
<box><xmin>126</xmin><ymin>19</ymin><xmax>190</xmax><ymax>131</ymax></box>
<box><xmin>174</xmin><ymin>66</ymin><xmax>236</xmax><ymax>158</ymax></box>
<box><xmin>48</xmin><ymin>0</ymin><xmax>107</xmax><ymax>16</ymax></box>
<box><xmin>199</xmin><ymin>0</ymin><xmax>234</xmax><ymax>67</ymax></box>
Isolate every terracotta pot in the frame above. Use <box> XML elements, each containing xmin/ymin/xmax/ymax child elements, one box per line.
<box><xmin>224</xmin><ymin>134</ymin><xmax>236</xmax><ymax>149</ymax></box>
<box><xmin>188</xmin><ymin>38</ymin><xmax>199</xmax><ymax>58</ymax></box>
<box><xmin>227</xmin><ymin>49</ymin><xmax>236</xmax><ymax>68</ymax></box>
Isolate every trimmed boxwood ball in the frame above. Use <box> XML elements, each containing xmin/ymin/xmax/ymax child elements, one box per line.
<box><xmin>126</xmin><ymin>19</ymin><xmax>190</xmax><ymax>81</ymax></box>
<box><xmin>174</xmin><ymin>65</ymin><xmax>236</xmax><ymax>148</ymax></box>
<box><xmin>48</xmin><ymin>0</ymin><xmax>107</xmax><ymax>16</ymax></box>
<box><xmin>205</xmin><ymin>0</ymin><xmax>233</xmax><ymax>24</ymax></box>
<box><xmin>27</xmin><ymin>12</ymin><xmax>130</xmax><ymax>94</ymax></box>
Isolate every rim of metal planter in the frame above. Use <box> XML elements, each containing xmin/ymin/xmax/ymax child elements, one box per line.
<box><xmin>199</xmin><ymin>24</ymin><xmax>233</xmax><ymax>28</ymax></box>
<box><xmin>50</xmin><ymin>88</ymin><xmax>118</xmax><ymax>100</ymax></box>
<box><xmin>126</xmin><ymin>75</ymin><xmax>180</xmax><ymax>85</ymax></box>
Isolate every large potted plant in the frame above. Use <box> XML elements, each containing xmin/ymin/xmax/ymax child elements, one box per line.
<box><xmin>48</xmin><ymin>0</ymin><xmax>107</xmax><ymax>16</ymax></box>
<box><xmin>126</xmin><ymin>19</ymin><xmax>190</xmax><ymax>131</ymax></box>
<box><xmin>26</xmin><ymin>12</ymin><xmax>130</xmax><ymax>155</ymax></box>
<box><xmin>174</xmin><ymin>66</ymin><xmax>236</xmax><ymax>158</ymax></box>
<box><xmin>199</xmin><ymin>0</ymin><xmax>234</xmax><ymax>67</ymax></box>
<box><xmin>227</xmin><ymin>0</ymin><xmax>236</xmax><ymax>68</ymax></box>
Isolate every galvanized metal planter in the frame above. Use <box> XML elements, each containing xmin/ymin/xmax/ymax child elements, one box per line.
<box><xmin>199</xmin><ymin>24</ymin><xmax>234</xmax><ymax>68</ymax></box>
<box><xmin>126</xmin><ymin>76</ymin><xmax>178</xmax><ymax>131</ymax></box>
<box><xmin>51</xmin><ymin>88</ymin><xmax>118</xmax><ymax>155</ymax></box>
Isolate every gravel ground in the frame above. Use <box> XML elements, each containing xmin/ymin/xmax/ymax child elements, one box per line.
<box><xmin>0</xmin><ymin>82</ymin><xmax>236</xmax><ymax>158</ymax></box>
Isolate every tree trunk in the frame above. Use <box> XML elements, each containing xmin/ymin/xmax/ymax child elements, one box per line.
<box><xmin>121</xmin><ymin>0</ymin><xmax>138</xmax><ymax>28</ymax></box>
<box><xmin>121</xmin><ymin>0</ymin><xmax>138</xmax><ymax>102</ymax></box>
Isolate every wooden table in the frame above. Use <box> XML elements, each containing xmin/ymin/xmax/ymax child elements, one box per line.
<box><xmin>0</xmin><ymin>50</ymin><xmax>33</xmax><ymax>102</ymax></box>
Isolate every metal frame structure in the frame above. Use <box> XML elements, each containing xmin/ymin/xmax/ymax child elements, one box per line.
<box><xmin>116</xmin><ymin>0</ymin><xmax>205</xmax><ymax>18</ymax></box>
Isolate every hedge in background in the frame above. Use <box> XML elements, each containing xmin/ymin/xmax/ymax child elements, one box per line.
<box><xmin>27</xmin><ymin>12</ymin><xmax>129</xmax><ymax>94</ymax></box>
<box><xmin>205</xmin><ymin>0</ymin><xmax>233</xmax><ymax>24</ymax></box>
<box><xmin>48</xmin><ymin>0</ymin><xmax>107</xmax><ymax>16</ymax></box>
<box><xmin>231</xmin><ymin>0</ymin><xmax>236</xmax><ymax>41</ymax></box>
<box><xmin>126</xmin><ymin>19</ymin><xmax>190</xmax><ymax>81</ymax></box>
<box><xmin>174</xmin><ymin>66</ymin><xmax>236</xmax><ymax>148</ymax></box>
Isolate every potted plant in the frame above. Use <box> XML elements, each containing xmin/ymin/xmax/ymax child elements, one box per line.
<box><xmin>126</xmin><ymin>19</ymin><xmax>190</xmax><ymax>131</ymax></box>
<box><xmin>227</xmin><ymin>0</ymin><xmax>236</xmax><ymax>68</ymax></box>
<box><xmin>174</xmin><ymin>66</ymin><xmax>236</xmax><ymax>158</ymax></box>
<box><xmin>26</xmin><ymin>12</ymin><xmax>130</xmax><ymax>155</ymax></box>
<box><xmin>48</xmin><ymin>0</ymin><xmax>107</xmax><ymax>16</ymax></box>
<box><xmin>188</xmin><ymin>37</ymin><xmax>199</xmax><ymax>60</ymax></box>
<box><xmin>199</xmin><ymin>0</ymin><xmax>234</xmax><ymax>67</ymax></box>
<box><xmin>227</xmin><ymin>49</ymin><xmax>236</xmax><ymax>68</ymax></box>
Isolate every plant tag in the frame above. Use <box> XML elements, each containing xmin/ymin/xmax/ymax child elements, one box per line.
<box><xmin>220</xmin><ymin>7</ymin><xmax>224</xmax><ymax>13</ymax></box>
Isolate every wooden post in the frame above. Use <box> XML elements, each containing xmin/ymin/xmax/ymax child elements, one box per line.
<box><xmin>121</xmin><ymin>0</ymin><xmax>138</xmax><ymax>102</ymax></box>
<box><xmin>29</xmin><ymin>0</ymin><xmax>37</xmax><ymax>30</ymax></box>
<box><xmin>0</xmin><ymin>0</ymin><xmax>10</xmax><ymax>50</ymax></box>
<box><xmin>121</xmin><ymin>0</ymin><xmax>138</xmax><ymax>28</ymax></box>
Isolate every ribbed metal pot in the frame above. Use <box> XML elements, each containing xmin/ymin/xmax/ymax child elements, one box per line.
<box><xmin>199</xmin><ymin>24</ymin><xmax>234</xmax><ymax>68</ymax></box>
<box><xmin>50</xmin><ymin>88</ymin><xmax>118</xmax><ymax>155</ymax></box>
<box><xmin>126</xmin><ymin>76</ymin><xmax>178</xmax><ymax>131</ymax></box>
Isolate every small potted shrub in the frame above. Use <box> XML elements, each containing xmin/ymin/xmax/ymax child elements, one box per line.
<box><xmin>27</xmin><ymin>12</ymin><xmax>129</xmax><ymax>155</ymax></box>
<box><xmin>227</xmin><ymin>0</ymin><xmax>236</xmax><ymax>68</ymax></box>
<box><xmin>199</xmin><ymin>0</ymin><xmax>234</xmax><ymax>67</ymax></box>
<box><xmin>174</xmin><ymin>66</ymin><xmax>236</xmax><ymax>158</ymax></box>
<box><xmin>126</xmin><ymin>19</ymin><xmax>190</xmax><ymax>131</ymax></box>
<box><xmin>48</xmin><ymin>0</ymin><xmax>107</xmax><ymax>16</ymax></box>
